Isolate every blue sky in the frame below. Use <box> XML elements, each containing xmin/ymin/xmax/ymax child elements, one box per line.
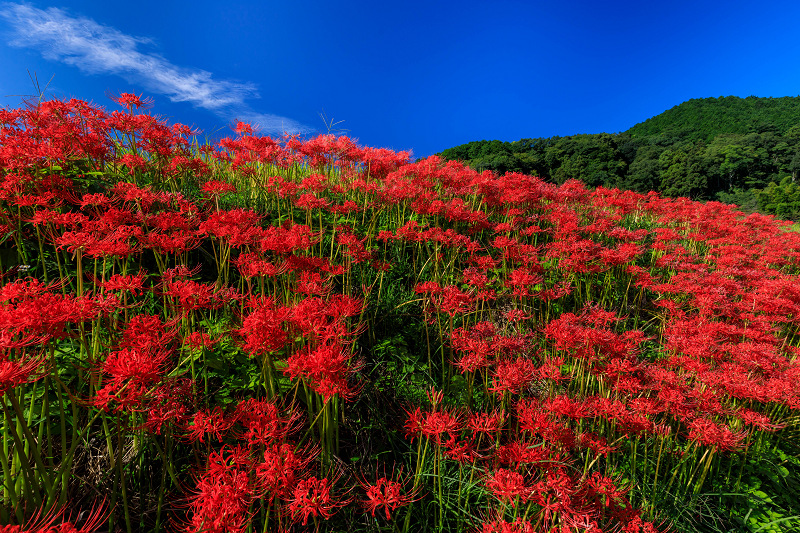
<box><xmin>1</xmin><ymin>1</ymin><xmax>800</xmax><ymax>158</ymax></box>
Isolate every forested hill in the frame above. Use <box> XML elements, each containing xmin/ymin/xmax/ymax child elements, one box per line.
<box><xmin>439</xmin><ymin>96</ymin><xmax>800</xmax><ymax>220</ymax></box>
<box><xmin>627</xmin><ymin>96</ymin><xmax>800</xmax><ymax>142</ymax></box>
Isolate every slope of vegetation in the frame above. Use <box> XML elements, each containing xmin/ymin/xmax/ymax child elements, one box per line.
<box><xmin>2</xmin><ymin>95</ymin><xmax>800</xmax><ymax>533</ymax></box>
<box><xmin>627</xmin><ymin>96</ymin><xmax>800</xmax><ymax>142</ymax></box>
<box><xmin>440</xmin><ymin>96</ymin><xmax>800</xmax><ymax>218</ymax></box>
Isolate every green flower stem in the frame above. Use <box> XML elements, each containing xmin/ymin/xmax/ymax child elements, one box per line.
<box><xmin>3</xmin><ymin>394</ymin><xmax>42</xmax><ymax>508</ymax></box>
<box><xmin>8</xmin><ymin>388</ymin><xmax>54</xmax><ymax>498</ymax></box>
<box><xmin>0</xmin><ymin>403</ymin><xmax>22</xmax><ymax>523</ymax></box>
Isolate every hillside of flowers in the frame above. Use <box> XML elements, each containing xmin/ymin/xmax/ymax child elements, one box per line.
<box><xmin>1</xmin><ymin>94</ymin><xmax>800</xmax><ymax>533</ymax></box>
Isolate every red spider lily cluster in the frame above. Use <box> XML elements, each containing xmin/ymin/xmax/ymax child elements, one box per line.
<box><xmin>1</xmin><ymin>94</ymin><xmax>799</xmax><ymax>532</ymax></box>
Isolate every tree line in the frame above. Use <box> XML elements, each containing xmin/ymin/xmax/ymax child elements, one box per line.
<box><xmin>439</xmin><ymin>96</ymin><xmax>800</xmax><ymax>220</ymax></box>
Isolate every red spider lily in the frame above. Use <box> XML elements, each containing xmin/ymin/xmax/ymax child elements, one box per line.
<box><xmin>9</xmin><ymin>94</ymin><xmax>800</xmax><ymax>533</ymax></box>
<box><xmin>0</xmin><ymin>278</ymin><xmax>53</xmax><ymax>303</ymax></box>
<box><xmin>187</xmin><ymin>446</ymin><xmax>254</xmax><ymax>533</ymax></box>
<box><xmin>357</xmin><ymin>473</ymin><xmax>420</xmax><ymax>520</ymax></box>
<box><xmin>287</xmin><ymin>476</ymin><xmax>347</xmax><ymax>526</ymax></box>
<box><xmin>283</xmin><ymin>254</ymin><xmax>336</xmax><ymax>275</ymax></box>
<box><xmin>544</xmin><ymin>306</ymin><xmax>633</xmax><ymax>361</ymax></box>
<box><xmin>418</xmin><ymin>408</ymin><xmax>463</xmax><ymax>444</ymax></box>
<box><xmin>296</xmin><ymin>271</ymin><xmax>332</xmax><ymax>296</ymax></box>
<box><xmin>113</xmin><ymin>92</ymin><xmax>152</xmax><ymax>110</ymax></box>
<box><xmin>443</xmin><ymin>434</ymin><xmax>477</xmax><ymax>463</ymax></box>
<box><xmin>163</xmin><ymin>279</ymin><xmax>222</xmax><ymax>312</ymax></box>
<box><xmin>481</xmin><ymin>517</ymin><xmax>535</xmax><ymax>533</ymax></box>
<box><xmin>255</xmin><ymin>442</ymin><xmax>316</xmax><ymax>501</ymax></box>
<box><xmin>0</xmin><ymin>499</ymin><xmax>108</xmax><ymax>533</ymax></box>
<box><xmin>403</xmin><ymin>406</ymin><xmax>425</xmax><ymax>442</ymax></box>
<box><xmin>504</xmin><ymin>308</ymin><xmax>529</xmax><ymax>322</ymax></box>
<box><xmin>142</xmin><ymin>379</ymin><xmax>192</xmax><ymax>435</ymax></box>
<box><xmin>578</xmin><ymin>432</ymin><xmax>615</xmax><ymax>456</ymax></box>
<box><xmin>185</xmin><ymin>331</ymin><xmax>217</xmax><ymax>352</ymax></box>
<box><xmin>298</xmin><ymin>173</ymin><xmax>330</xmax><ymax>194</ymax></box>
<box><xmin>538</xmin><ymin>356</ymin><xmax>568</xmax><ymax>383</ymax></box>
<box><xmin>232</xmin><ymin>252</ymin><xmax>284</xmax><ymax>279</ymax></box>
<box><xmin>199</xmin><ymin>208</ymin><xmax>262</xmax><ymax>242</ymax></box>
<box><xmin>284</xmin><ymin>341</ymin><xmax>360</xmax><ymax>401</ymax></box>
<box><xmin>337</xmin><ymin>231</ymin><xmax>374</xmax><ymax>264</ymax></box>
<box><xmin>561</xmin><ymin>514</ymin><xmax>603</xmax><ymax>533</ymax></box>
<box><xmin>12</xmin><ymin>191</ymin><xmax>59</xmax><ymax>209</ymax></box>
<box><xmin>686</xmin><ymin>417</ymin><xmax>747</xmax><ymax>451</ymax></box>
<box><xmin>495</xmin><ymin>440</ymin><xmax>548</xmax><ymax>467</ymax></box>
<box><xmin>93</xmin><ymin>381</ymin><xmax>150</xmax><ymax>413</ymax></box>
<box><xmin>238</xmin><ymin>298</ymin><xmax>291</xmax><ymax>356</ymax></box>
<box><xmin>0</xmin><ymin>99</ymin><xmax>112</xmax><ymax>170</ymax></box>
<box><xmin>54</xmin><ymin>230</ymin><xmax>99</xmax><ymax>257</ymax></box>
<box><xmin>173</xmin><ymin>122</ymin><xmax>198</xmax><ymax>139</ymax></box>
<box><xmin>433</xmin><ymin>285</ymin><xmax>475</xmax><ymax>317</ymax></box>
<box><xmin>621</xmin><ymin>514</ymin><xmax>663</xmax><ymax>533</ymax></box>
<box><xmin>468</xmin><ymin>253</ymin><xmax>500</xmax><ymax>271</ymax></box>
<box><xmin>461</xmin><ymin>267</ymin><xmax>497</xmax><ymax>301</ymax></box>
<box><xmin>454</xmin><ymin>348</ymin><xmax>491</xmax><ymax>374</ymax></box>
<box><xmin>147</xmin><ymin>211</ymin><xmax>194</xmax><ymax>233</ymax></box>
<box><xmin>414</xmin><ymin>280</ymin><xmax>442</xmax><ymax>296</ymax></box>
<box><xmin>490</xmin><ymin>357</ymin><xmax>538</xmax><ymax>397</ymax></box>
<box><xmin>0</xmin><ymin>331</ymin><xmax>49</xmax><ymax>350</ymax></box>
<box><xmin>110</xmin><ymin>181</ymin><xmax>163</xmax><ymax>210</ymax></box>
<box><xmin>233</xmin><ymin>121</ymin><xmax>253</xmax><ymax>135</ymax></box>
<box><xmin>359</xmin><ymin>145</ymin><xmax>410</xmax><ymax>178</ymax></box>
<box><xmin>0</xmin><ymin>355</ymin><xmax>46</xmax><ymax>397</ymax></box>
<box><xmin>141</xmin><ymin>229</ymin><xmax>203</xmax><ymax>254</ymax></box>
<box><xmin>586</xmin><ymin>472</ymin><xmax>629</xmax><ymax>509</ymax></box>
<box><xmin>102</xmin><ymin>347</ymin><xmax>170</xmax><ymax>388</ymax></box>
<box><xmin>389</xmin><ymin>220</ymin><xmax>423</xmax><ymax>243</ymax></box>
<box><xmin>329</xmin><ymin>199</ymin><xmax>360</xmax><ymax>214</ymax></box>
<box><xmin>117</xmin><ymin>153</ymin><xmax>148</xmax><ymax>175</ymax></box>
<box><xmin>30</xmin><ymin>209</ymin><xmax>89</xmax><ymax>229</ymax></box>
<box><xmin>485</xmin><ymin>468</ymin><xmax>532</xmax><ymax>506</ymax></box>
<box><xmin>493</xmin><ymin>235</ymin><xmax>540</xmax><ymax>265</ymax></box>
<box><xmin>468</xmin><ymin>409</ymin><xmax>506</xmax><ymax>435</ymax></box>
<box><xmin>736</xmin><ymin>408</ymin><xmax>784</xmax><ymax>431</ymax></box>
<box><xmin>165</xmin><ymin>155</ymin><xmax>209</xmax><ymax>179</ymax></box>
<box><xmin>493</xmin><ymin>333</ymin><xmax>532</xmax><ymax>357</ymax></box>
<box><xmin>256</xmin><ymin>443</ymin><xmax>299</xmax><ymax>499</ymax></box>
<box><xmin>451</xmin><ymin>322</ymin><xmax>496</xmax><ymax>373</ymax></box>
<box><xmin>89</xmin><ymin>225</ymin><xmax>143</xmax><ymax>258</ymax></box>
<box><xmin>585</xmin><ymin>396</ymin><xmax>654</xmax><ymax>434</ymax></box>
<box><xmin>186</xmin><ymin>407</ymin><xmax>236</xmax><ymax>443</ymax></box>
<box><xmin>119</xmin><ymin>313</ymin><xmax>176</xmax><ymax>351</ymax></box>
<box><xmin>101</xmin><ymin>271</ymin><xmax>147</xmax><ymax>295</ymax></box>
<box><xmin>537</xmin><ymin>280</ymin><xmax>573</xmax><ymax>301</ymax></box>
<box><xmin>516</xmin><ymin>399</ymin><xmax>557</xmax><ymax>436</ymax></box>
<box><xmin>544</xmin><ymin>468</ymin><xmax>580</xmax><ymax>507</ymax></box>
<box><xmin>295</xmin><ymin>192</ymin><xmax>331</xmax><ymax>211</ymax></box>
<box><xmin>299</xmin><ymin>135</ymin><xmax>362</xmax><ymax>167</ymax></box>
<box><xmin>0</xmin><ymin>290</ymin><xmax>94</xmax><ymax>339</ymax></box>
<box><xmin>289</xmin><ymin>295</ymin><xmax>363</xmax><ymax>343</ymax></box>
<box><xmin>544</xmin><ymin>394</ymin><xmax>588</xmax><ymax>420</ymax></box>
<box><xmin>504</xmin><ymin>267</ymin><xmax>543</xmax><ymax>298</ymax></box>
<box><xmin>233</xmin><ymin>397</ymin><xmax>301</xmax><ymax>446</ymax></box>
<box><xmin>600</xmin><ymin>242</ymin><xmax>644</xmax><ymax>267</ymax></box>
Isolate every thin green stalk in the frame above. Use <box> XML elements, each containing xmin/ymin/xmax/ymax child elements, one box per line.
<box><xmin>8</xmin><ymin>389</ymin><xmax>54</xmax><ymax>498</ymax></box>
<box><xmin>0</xmin><ymin>402</ymin><xmax>23</xmax><ymax>523</ymax></box>
<box><xmin>3</xmin><ymin>396</ymin><xmax>41</xmax><ymax>509</ymax></box>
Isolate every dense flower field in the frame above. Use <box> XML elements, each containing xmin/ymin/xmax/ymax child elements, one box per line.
<box><xmin>1</xmin><ymin>94</ymin><xmax>799</xmax><ymax>532</ymax></box>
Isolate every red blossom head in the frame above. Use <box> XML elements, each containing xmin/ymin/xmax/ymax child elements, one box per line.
<box><xmin>485</xmin><ymin>468</ymin><xmax>532</xmax><ymax>506</ymax></box>
<box><xmin>287</xmin><ymin>476</ymin><xmax>348</xmax><ymax>526</ymax></box>
<box><xmin>357</xmin><ymin>473</ymin><xmax>419</xmax><ymax>520</ymax></box>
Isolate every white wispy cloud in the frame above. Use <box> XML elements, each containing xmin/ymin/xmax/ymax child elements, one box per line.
<box><xmin>0</xmin><ymin>2</ymin><xmax>311</xmax><ymax>134</ymax></box>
